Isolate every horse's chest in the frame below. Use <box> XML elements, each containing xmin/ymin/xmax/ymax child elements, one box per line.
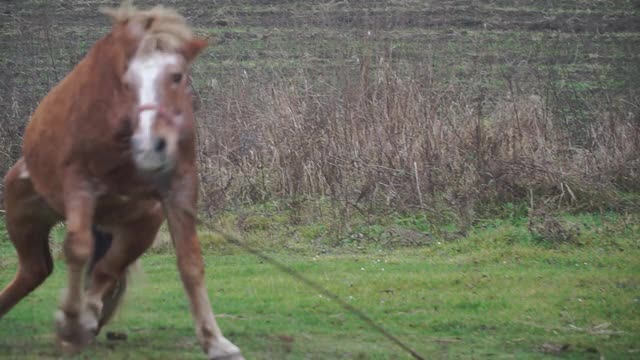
<box><xmin>94</xmin><ymin>193</ymin><xmax>161</xmax><ymax>226</ymax></box>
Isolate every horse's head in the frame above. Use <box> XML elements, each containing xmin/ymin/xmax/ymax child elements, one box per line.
<box><xmin>104</xmin><ymin>3</ymin><xmax>207</xmax><ymax>174</ymax></box>
<box><xmin>125</xmin><ymin>38</ymin><xmax>206</xmax><ymax>174</ymax></box>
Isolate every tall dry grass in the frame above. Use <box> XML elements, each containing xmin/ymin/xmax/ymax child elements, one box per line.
<box><xmin>194</xmin><ymin>56</ymin><xmax>639</xmax><ymax>224</ymax></box>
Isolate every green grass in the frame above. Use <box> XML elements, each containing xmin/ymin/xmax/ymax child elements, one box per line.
<box><xmin>1</xmin><ymin>211</ymin><xmax>639</xmax><ymax>359</ymax></box>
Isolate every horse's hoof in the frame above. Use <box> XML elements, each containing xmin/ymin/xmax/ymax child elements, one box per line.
<box><xmin>97</xmin><ymin>277</ymin><xmax>127</xmax><ymax>330</ymax></box>
<box><xmin>54</xmin><ymin>309</ymin><xmax>98</xmax><ymax>351</ymax></box>
<box><xmin>207</xmin><ymin>336</ymin><xmax>243</xmax><ymax>360</ymax></box>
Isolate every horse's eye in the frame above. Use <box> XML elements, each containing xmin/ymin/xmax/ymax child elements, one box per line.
<box><xmin>171</xmin><ymin>73</ymin><xmax>183</xmax><ymax>83</ymax></box>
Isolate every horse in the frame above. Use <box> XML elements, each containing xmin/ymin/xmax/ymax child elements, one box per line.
<box><xmin>0</xmin><ymin>3</ymin><xmax>243</xmax><ymax>359</ymax></box>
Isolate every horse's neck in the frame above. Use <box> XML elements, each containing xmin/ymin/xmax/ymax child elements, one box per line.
<box><xmin>77</xmin><ymin>35</ymin><xmax>121</xmax><ymax>89</ymax></box>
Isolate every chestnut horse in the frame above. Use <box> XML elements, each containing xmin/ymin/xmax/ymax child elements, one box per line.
<box><xmin>0</xmin><ymin>3</ymin><xmax>242</xmax><ymax>359</ymax></box>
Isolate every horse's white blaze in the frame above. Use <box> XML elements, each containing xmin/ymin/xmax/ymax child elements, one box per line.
<box><xmin>128</xmin><ymin>52</ymin><xmax>179</xmax><ymax>150</ymax></box>
<box><xmin>126</xmin><ymin>52</ymin><xmax>179</xmax><ymax>170</ymax></box>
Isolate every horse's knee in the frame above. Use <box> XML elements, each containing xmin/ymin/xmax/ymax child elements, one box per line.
<box><xmin>64</xmin><ymin>230</ymin><xmax>93</xmax><ymax>266</ymax></box>
<box><xmin>177</xmin><ymin>259</ymin><xmax>205</xmax><ymax>289</ymax></box>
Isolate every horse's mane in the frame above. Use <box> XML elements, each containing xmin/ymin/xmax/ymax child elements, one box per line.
<box><xmin>101</xmin><ymin>1</ymin><xmax>193</xmax><ymax>56</ymax></box>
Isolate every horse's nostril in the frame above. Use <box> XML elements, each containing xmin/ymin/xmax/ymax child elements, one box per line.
<box><xmin>155</xmin><ymin>137</ymin><xmax>167</xmax><ymax>152</ymax></box>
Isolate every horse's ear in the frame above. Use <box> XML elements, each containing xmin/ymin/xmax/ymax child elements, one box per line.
<box><xmin>181</xmin><ymin>38</ymin><xmax>208</xmax><ymax>62</ymax></box>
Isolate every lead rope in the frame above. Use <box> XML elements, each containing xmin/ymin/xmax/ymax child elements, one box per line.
<box><xmin>187</xmin><ymin>209</ymin><xmax>425</xmax><ymax>360</ymax></box>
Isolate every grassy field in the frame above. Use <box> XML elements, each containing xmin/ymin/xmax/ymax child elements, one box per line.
<box><xmin>1</xmin><ymin>211</ymin><xmax>639</xmax><ymax>359</ymax></box>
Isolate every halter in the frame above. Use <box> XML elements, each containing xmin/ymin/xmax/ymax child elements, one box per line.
<box><xmin>138</xmin><ymin>104</ymin><xmax>171</xmax><ymax>120</ymax></box>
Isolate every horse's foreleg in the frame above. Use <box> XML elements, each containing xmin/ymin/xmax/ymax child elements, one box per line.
<box><xmin>55</xmin><ymin>189</ymin><xmax>97</xmax><ymax>352</ymax></box>
<box><xmin>84</xmin><ymin>204</ymin><xmax>163</xmax><ymax>332</ymax></box>
<box><xmin>164</xmin><ymin>205</ymin><xmax>243</xmax><ymax>360</ymax></box>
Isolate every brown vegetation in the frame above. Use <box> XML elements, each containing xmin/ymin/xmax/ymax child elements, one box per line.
<box><xmin>195</xmin><ymin>56</ymin><xmax>639</xmax><ymax>225</ymax></box>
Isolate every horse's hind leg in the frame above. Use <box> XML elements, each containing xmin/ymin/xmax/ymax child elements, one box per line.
<box><xmin>0</xmin><ymin>159</ymin><xmax>59</xmax><ymax>318</ymax></box>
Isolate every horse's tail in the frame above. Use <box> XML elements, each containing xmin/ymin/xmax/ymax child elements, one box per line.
<box><xmin>86</xmin><ymin>226</ymin><xmax>130</xmax><ymax>331</ymax></box>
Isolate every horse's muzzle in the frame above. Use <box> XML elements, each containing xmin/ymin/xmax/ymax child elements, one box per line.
<box><xmin>130</xmin><ymin>104</ymin><xmax>177</xmax><ymax>174</ymax></box>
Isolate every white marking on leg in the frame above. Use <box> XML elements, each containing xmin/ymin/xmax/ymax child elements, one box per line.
<box><xmin>191</xmin><ymin>284</ymin><xmax>242</xmax><ymax>359</ymax></box>
<box><xmin>208</xmin><ymin>336</ymin><xmax>242</xmax><ymax>360</ymax></box>
<box><xmin>55</xmin><ymin>272</ymin><xmax>99</xmax><ymax>348</ymax></box>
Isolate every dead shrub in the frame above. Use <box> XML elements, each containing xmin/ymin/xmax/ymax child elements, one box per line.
<box><xmin>528</xmin><ymin>206</ymin><xmax>581</xmax><ymax>244</ymax></box>
<box><xmin>193</xmin><ymin>58</ymin><xmax>639</xmax><ymax>225</ymax></box>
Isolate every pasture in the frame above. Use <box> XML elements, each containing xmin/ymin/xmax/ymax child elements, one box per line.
<box><xmin>1</xmin><ymin>210</ymin><xmax>639</xmax><ymax>359</ymax></box>
<box><xmin>1</xmin><ymin>0</ymin><xmax>639</xmax><ymax>359</ymax></box>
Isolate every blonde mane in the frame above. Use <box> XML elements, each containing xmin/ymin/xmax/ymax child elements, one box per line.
<box><xmin>101</xmin><ymin>1</ymin><xmax>193</xmax><ymax>55</ymax></box>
